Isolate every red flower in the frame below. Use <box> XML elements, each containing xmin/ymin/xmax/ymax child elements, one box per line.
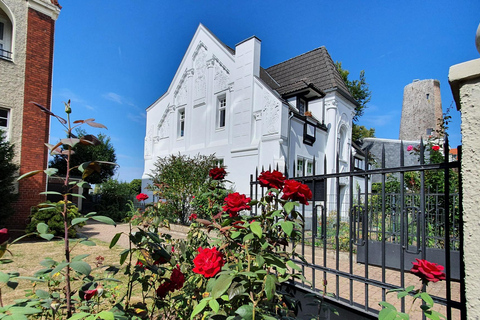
<box><xmin>0</xmin><ymin>228</ymin><xmax>9</xmax><ymax>245</ymax></box>
<box><xmin>189</xmin><ymin>213</ymin><xmax>198</xmax><ymax>221</ymax></box>
<box><xmin>258</xmin><ymin>170</ymin><xmax>286</xmax><ymax>190</ymax></box>
<box><xmin>407</xmin><ymin>145</ymin><xmax>413</xmax><ymax>152</ymax></box>
<box><xmin>193</xmin><ymin>247</ymin><xmax>225</xmax><ymax>278</ymax></box>
<box><xmin>281</xmin><ymin>180</ymin><xmax>313</xmax><ymax>205</ymax></box>
<box><xmin>410</xmin><ymin>259</ymin><xmax>446</xmax><ymax>284</ymax></box>
<box><xmin>432</xmin><ymin>145</ymin><xmax>440</xmax><ymax>152</ymax></box>
<box><xmin>84</xmin><ymin>285</ymin><xmax>103</xmax><ymax>300</ymax></box>
<box><xmin>222</xmin><ymin>192</ymin><xmax>251</xmax><ymax>218</ymax></box>
<box><xmin>156</xmin><ymin>281</ymin><xmax>171</xmax><ymax>298</ymax></box>
<box><xmin>170</xmin><ymin>265</ymin><xmax>185</xmax><ymax>290</ymax></box>
<box><xmin>209</xmin><ymin>167</ymin><xmax>227</xmax><ymax>180</ymax></box>
<box><xmin>136</xmin><ymin>193</ymin><xmax>149</xmax><ymax>201</ymax></box>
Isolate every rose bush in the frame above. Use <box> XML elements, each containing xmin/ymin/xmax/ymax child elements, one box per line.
<box><xmin>222</xmin><ymin>192</ymin><xmax>251</xmax><ymax>217</ymax></box>
<box><xmin>136</xmin><ymin>193</ymin><xmax>149</xmax><ymax>201</ymax></box>
<box><xmin>281</xmin><ymin>179</ymin><xmax>313</xmax><ymax>205</ymax></box>
<box><xmin>258</xmin><ymin>170</ymin><xmax>285</xmax><ymax>189</ymax></box>
<box><xmin>192</xmin><ymin>247</ymin><xmax>225</xmax><ymax>278</ymax></box>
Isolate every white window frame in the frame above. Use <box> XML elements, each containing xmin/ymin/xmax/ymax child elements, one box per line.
<box><xmin>306</xmin><ymin>159</ymin><xmax>313</xmax><ymax>176</ymax></box>
<box><xmin>215</xmin><ymin>158</ymin><xmax>224</xmax><ymax>168</ymax></box>
<box><xmin>296</xmin><ymin>158</ymin><xmax>304</xmax><ymax>177</ymax></box>
<box><xmin>0</xmin><ymin>108</ymin><xmax>10</xmax><ymax>140</ymax></box>
<box><xmin>296</xmin><ymin>157</ymin><xmax>313</xmax><ymax>177</ymax></box>
<box><xmin>178</xmin><ymin>108</ymin><xmax>185</xmax><ymax>138</ymax></box>
<box><xmin>0</xmin><ymin>14</ymin><xmax>13</xmax><ymax>60</ymax></box>
<box><xmin>216</xmin><ymin>95</ymin><xmax>226</xmax><ymax>129</ymax></box>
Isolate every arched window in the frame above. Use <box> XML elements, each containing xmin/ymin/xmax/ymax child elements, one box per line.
<box><xmin>0</xmin><ymin>4</ymin><xmax>13</xmax><ymax>60</ymax></box>
<box><xmin>338</xmin><ymin>126</ymin><xmax>347</xmax><ymax>160</ymax></box>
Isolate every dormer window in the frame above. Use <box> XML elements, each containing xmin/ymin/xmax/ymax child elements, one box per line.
<box><xmin>0</xmin><ymin>8</ymin><xmax>13</xmax><ymax>61</ymax></box>
<box><xmin>297</xmin><ymin>97</ymin><xmax>307</xmax><ymax>115</ymax></box>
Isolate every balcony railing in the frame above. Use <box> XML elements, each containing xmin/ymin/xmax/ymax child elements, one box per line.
<box><xmin>0</xmin><ymin>48</ymin><xmax>12</xmax><ymax>60</ymax></box>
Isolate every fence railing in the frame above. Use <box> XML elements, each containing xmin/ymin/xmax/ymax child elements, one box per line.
<box><xmin>250</xmin><ymin>138</ymin><xmax>464</xmax><ymax>319</ymax></box>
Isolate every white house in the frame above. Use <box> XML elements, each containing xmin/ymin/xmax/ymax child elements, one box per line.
<box><xmin>142</xmin><ymin>24</ymin><xmax>357</xmax><ymax>217</ymax></box>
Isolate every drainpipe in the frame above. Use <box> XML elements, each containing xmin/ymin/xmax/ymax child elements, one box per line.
<box><xmin>286</xmin><ymin>111</ymin><xmax>294</xmax><ymax>178</ymax></box>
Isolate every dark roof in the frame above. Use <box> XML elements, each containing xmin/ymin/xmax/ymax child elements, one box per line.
<box><xmin>264</xmin><ymin>47</ymin><xmax>357</xmax><ymax>105</ymax></box>
<box><xmin>51</xmin><ymin>0</ymin><xmax>62</xmax><ymax>8</ymax></box>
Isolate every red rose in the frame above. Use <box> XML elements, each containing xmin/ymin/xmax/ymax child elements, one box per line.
<box><xmin>410</xmin><ymin>259</ymin><xmax>446</xmax><ymax>284</ymax></box>
<box><xmin>281</xmin><ymin>180</ymin><xmax>313</xmax><ymax>205</ymax></box>
<box><xmin>156</xmin><ymin>281</ymin><xmax>171</xmax><ymax>298</ymax></box>
<box><xmin>0</xmin><ymin>228</ymin><xmax>9</xmax><ymax>245</ymax></box>
<box><xmin>432</xmin><ymin>145</ymin><xmax>440</xmax><ymax>152</ymax></box>
<box><xmin>258</xmin><ymin>170</ymin><xmax>285</xmax><ymax>190</ymax></box>
<box><xmin>136</xmin><ymin>193</ymin><xmax>149</xmax><ymax>201</ymax></box>
<box><xmin>209</xmin><ymin>167</ymin><xmax>227</xmax><ymax>180</ymax></box>
<box><xmin>222</xmin><ymin>192</ymin><xmax>251</xmax><ymax>218</ymax></box>
<box><xmin>189</xmin><ymin>213</ymin><xmax>198</xmax><ymax>221</ymax></box>
<box><xmin>170</xmin><ymin>265</ymin><xmax>185</xmax><ymax>290</ymax></box>
<box><xmin>193</xmin><ymin>247</ymin><xmax>225</xmax><ymax>278</ymax></box>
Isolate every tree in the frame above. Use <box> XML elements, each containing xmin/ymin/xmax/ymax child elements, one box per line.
<box><xmin>49</xmin><ymin>128</ymin><xmax>117</xmax><ymax>184</ymax></box>
<box><xmin>129</xmin><ymin>178</ymin><xmax>142</xmax><ymax>195</ymax></box>
<box><xmin>352</xmin><ymin>124</ymin><xmax>375</xmax><ymax>142</ymax></box>
<box><xmin>335</xmin><ymin>62</ymin><xmax>375</xmax><ymax>142</ymax></box>
<box><xmin>150</xmin><ymin>153</ymin><xmax>217</xmax><ymax>224</ymax></box>
<box><xmin>0</xmin><ymin>131</ymin><xmax>19</xmax><ymax>224</ymax></box>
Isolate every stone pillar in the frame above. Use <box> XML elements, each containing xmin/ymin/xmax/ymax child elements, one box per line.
<box><xmin>449</xmin><ymin>56</ymin><xmax>480</xmax><ymax>318</ymax></box>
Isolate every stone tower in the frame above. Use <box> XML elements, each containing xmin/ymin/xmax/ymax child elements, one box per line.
<box><xmin>399</xmin><ymin>79</ymin><xmax>443</xmax><ymax>140</ymax></box>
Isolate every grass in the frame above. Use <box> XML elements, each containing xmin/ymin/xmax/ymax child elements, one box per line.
<box><xmin>0</xmin><ymin>236</ymin><xmax>127</xmax><ymax>307</ymax></box>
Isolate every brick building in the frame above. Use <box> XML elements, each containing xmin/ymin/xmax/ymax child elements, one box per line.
<box><xmin>0</xmin><ymin>0</ymin><xmax>61</xmax><ymax>231</ymax></box>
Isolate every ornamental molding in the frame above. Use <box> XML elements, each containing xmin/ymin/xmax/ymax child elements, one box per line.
<box><xmin>211</xmin><ymin>54</ymin><xmax>230</xmax><ymax>74</ymax></box>
<box><xmin>192</xmin><ymin>41</ymin><xmax>208</xmax><ymax>60</ymax></box>
<box><xmin>29</xmin><ymin>0</ymin><xmax>61</xmax><ymax>20</ymax></box>
<box><xmin>157</xmin><ymin>104</ymin><xmax>173</xmax><ymax>139</ymax></box>
<box><xmin>325</xmin><ymin>99</ymin><xmax>338</xmax><ymax>109</ymax></box>
<box><xmin>174</xmin><ymin>69</ymin><xmax>189</xmax><ymax>97</ymax></box>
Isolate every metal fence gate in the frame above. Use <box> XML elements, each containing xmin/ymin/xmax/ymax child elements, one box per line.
<box><xmin>250</xmin><ymin>139</ymin><xmax>463</xmax><ymax>319</ymax></box>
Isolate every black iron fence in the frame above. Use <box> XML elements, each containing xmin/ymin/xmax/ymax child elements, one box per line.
<box><xmin>250</xmin><ymin>139</ymin><xmax>463</xmax><ymax>319</ymax></box>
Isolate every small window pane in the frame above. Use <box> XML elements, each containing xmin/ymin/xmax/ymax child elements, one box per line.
<box><xmin>0</xmin><ymin>22</ymin><xmax>4</xmax><ymax>41</ymax></box>
<box><xmin>0</xmin><ymin>118</ymin><xmax>6</xmax><ymax>127</ymax></box>
<box><xmin>0</xmin><ymin>109</ymin><xmax>7</xmax><ymax>118</ymax></box>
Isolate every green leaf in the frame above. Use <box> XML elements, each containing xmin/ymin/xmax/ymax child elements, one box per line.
<box><xmin>421</xmin><ymin>292</ymin><xmax>434</xmax><ymax>308</ymax></box>
<box><xmin>231</xmin><ymin>231</ymin><xmax>241</xmax><ymax>239</ymax></box>
<box><xmin>72</xmin><ymin>254</ymin><xmax>90</xmax><ymax>262</ymax></box>
<box><xmin>69</xmin><ymin>193</ymin><xmax>86</xmax><ymax>199</ymax></box>
<box><xmin>0</xmin><ymin>272</ymin><xmax>9</xmax><ymax>283</ymax></box>
<box><xmin>44</xmin><ymin>168</ymin><xmax>58</xmax><ymax>176</ymax></box>
<box><xmin>36</xmin><ymin>223</ymin><xmax>49</xmax><ymax>234</ymax></box>
<box><xmin>67</xmin><ymin>312</ymin><xmax>91</xmax><ymax>320</ymax></box>
<box><xmin>256</xmin><ymin>255</ymin><xmax>265</xmax><ymax>267</ymax></box>
<box><xmin>264</xmin><ymin>274</ymin><xmax>276</xmax><ymax>301</ymax></box>
<box><xmin>72</xmin><ymin>217</ymin><xmax>89</xmax><ymax>226</ymax></box>
<box><xmin>60</xmin><ymin>138</ymin><xmax>81</xmax><ymax>147</ymax></box>
<box><xmin>70</xmin><ymin>261</ymin><xmax>91</xmax><ymax>276</ymax></box>
<box><xmin>281</xmin><ymin>221</ymin><xmax>294</xmax><ymax>237</ymax></box>
<box><xmin>397</xmin><ymin>291</ymin><xmax>409</xmax><ymax>299</ymax></box>
<box><xmin>39</xmin><ymin>191</ymin><xmax>62</xmax><ymax>196</ymax></box>
<box><xmin>96</xmin><ymin>311</ymin><xmax>114</xmax><ymax>320</ymax></box>
<box><xmin>109</xmin><ymin>233</ymin><xmax>122</xmax><ymax>248</ymax></box>
<box><xmin>76</xmin><ymin>181</ymin><xmax>90</xmax><ymax>189</ymax></box>
<box><xmin>79</xmin><ymin>240</ymin><xmax>96</xmax><ymax>246</ymax></box>
<box><xmin>190</xmin><ymin>299</ymin><xmax>208</xmax><ymax>320</ymax></box>
<box><xmin>35</xmin><ymin>289</ymin><xmax>50</xmax><ymax>299</ymax></box>
<box><xmin>287</xmin><ymin>260</ymin><xmax>302</xmax><ymax>271</ymax></box>
<box><xmin>378</xmin><ymin>306</ymin><xmax>398</xmax><ymax>320</ymax></box>
<box><xmin>211</xmin><ymin>274</ymin><xmax>234</xmax><ymax>299</ymax></box>
<box><xmin>235</xmin><ymin>305</ymin><xmax>254</xmax><ymax>320</ymax></box>
<box><xmin>78</xmin><ymin>162</ymin><xmax>91</xmax><ymax>173</ymax></box>
<box><xmin>16</xmin><ymin>276</ymin><xmax>45</xmax><ymax>282</ymax></box>
<box><xmin>283</xmin><ymin>201</ymin><xmax>295</xmax><ymax>214</ymax></box>
<box><xmin>50</xmin><ymin>262</ymin><xmax>69</xmax><ymax>276</ymax></box>
<box><xmin>209</xmin><ymin>299</ymin><xmax>220</xmax><ymax>313</ymax></box>
<box><xmin>39</xmin><ymin>234</ymin><xmax>54</xmax><ymax>241</ymax></box>
<box><xmin>249</xmin><ymin>221</ymin><xmax>262</xmax><ymax>239</ymax></box>
<box><xmin>119</xmin><ymin>249</ymin><xmax>129</xmax><ymax>265</ymax></box>
<box><xmin>17</xmin><ymin>170</ymin><xmax>42</xmax><ymax>181</ymax></box>
<box><xmin>8</xmin><ymin>307</ymin><xmax>41</xmax><ymax>315</ymax></box>
<box><xmin>91</xmin><ymin>216</ymin><xmax>116</xmax><ymax>226</ymax></box>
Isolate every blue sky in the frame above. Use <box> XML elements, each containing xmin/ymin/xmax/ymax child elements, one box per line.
<box><xmin>49</xmin><ymin>1</ymin><xmax>480</xmax><ymax>182</ymax></box>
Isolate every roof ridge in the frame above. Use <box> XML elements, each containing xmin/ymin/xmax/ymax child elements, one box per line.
<box><xmin>266</xmin><ymin>46</ymin><xmax>326</xmax><ymax>69</ymax></box>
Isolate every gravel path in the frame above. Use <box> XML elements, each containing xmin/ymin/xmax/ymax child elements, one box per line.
<box><xmin>79</xmin><ymin>221</ymin><xmax>190</xmax><ymax>248</ymax></box>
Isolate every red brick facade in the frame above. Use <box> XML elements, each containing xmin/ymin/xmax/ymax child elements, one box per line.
<box><xmin>10</xmin><ymin>8</ymin><xmax>56</xmax><ymax>231</ymax></box>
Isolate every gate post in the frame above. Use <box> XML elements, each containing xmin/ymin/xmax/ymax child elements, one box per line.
<box><xmin>449</xmin><ymin>30</ymin><xmax>480</xmax><ymax>319</ymax></box>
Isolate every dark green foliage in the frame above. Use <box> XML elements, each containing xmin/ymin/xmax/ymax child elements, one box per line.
<box><xmin>129</xmin><ymin>179</ymin><xmax>142</xmax><ymax>195</ymax></box>
<box><xmin>150</xmin><ymin>153</ymin><xmax>217</xmax><ymax>224</ymax></box>
<box><xmin>335</xmin><ymin>61</ymin><xmax>372</xmax><ymax>122</ymax></box>
<box><xmin>352</xmin><ymin>124</ymin><xmax>375</xmax><ymax>142</ymax></box>
<box><xmin>26</xmin><ymin>201</ymin><xmax>84</xmax><ymax>238</ymax></box>
<box><xmin>0</xmin><ymin>131</ymin><xmax>19</xmax><ymax>224</ymax></box>
<box><xmin>191</xmin><ymin>180</ymin><xmax>231</xmax><ymax>220</ymax></box>
<box><xmin>95</xmin><ymin>179</ymin><xmax>134</xmax><ymax>221</ymax></box>
<box><xmin>49</xmin><ymin>128</ymin><xmax>117</xmax><ymax>184</ymax></box>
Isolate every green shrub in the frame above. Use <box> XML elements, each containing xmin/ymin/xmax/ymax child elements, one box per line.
<box><xmin>0</xmin><ymin>130</ymin><xmax>19</xmax><ymax>224</ymax></box>
<box><xmin>95</xmin><ymin>179</ymin><xmax>134</xmax><ymax>221</ymax></box>
<box><xmin>26</xmin><ymin>201</ymin><xmax>84</xmax><ymax>238</ymax></box>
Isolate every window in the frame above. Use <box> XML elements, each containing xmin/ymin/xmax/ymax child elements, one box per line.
<box><xmin>297</xmin><ymin>97</ymin><xmax>307</xmax><ymax>115</ymax></box>
<box><xmin>338</xmin><ymin>127</ymin><xmax>347</xmax><ymax>160</ymax></box>
<box><xmin>178</xmin><ymin>108</ymin><xmax>185</xmax><ymax>138</ymax></box>
<box><xmin>296</xmin><ymin>158</ymin><xmax>304</xmax><ymax>177</ymax></box>
<box><xmin>306</xmin><ymin>160</ymin><xmax>313</xmax><ymax>176</ymax></box>
<box><xmin>0</xmin><ymin>108</ymin><xmax>9</xmax><ymax>140</ymax></box>
<box><xmin>217</xmin><ymin>96</ymin><xmax>226</xmax><ymax>128</ymax></box>
<box><xmin>0</xmin><ymin>9</ymin><xmax>13</xmax><ymax>60</ymax></box>
<box><xmin>215</xmin><ymin>158</ymin><xmax>224</xmax><ymax>168</ymax></box>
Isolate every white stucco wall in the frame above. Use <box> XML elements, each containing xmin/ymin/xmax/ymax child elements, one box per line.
<box><xmin>449</xmin><ymin>58</ymin><xmax>480</xmax><ymax>318</ymax></box>
<box><xmin>0</xmin><ymin>0</ymin><xmax>28</xmax><ymax>165</ymax></box>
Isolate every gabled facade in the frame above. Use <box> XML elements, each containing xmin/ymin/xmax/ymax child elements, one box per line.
<box><xmin>142</xmin><ymin>24</ymin><xmax>357</xmax><ymax>211</ymax></box>
<box><xmin>0</xmin><ymin>0</ymin><xmax>60</xmax><ymax>229</ymax></box>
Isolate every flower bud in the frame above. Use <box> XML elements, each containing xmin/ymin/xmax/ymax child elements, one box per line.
<box><xmin>64</xmin><ymin>100</ymin><xmax>71</xmax><ymax>114</ymax></box>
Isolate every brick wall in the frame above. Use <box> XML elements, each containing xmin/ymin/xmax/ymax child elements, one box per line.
<box><xmin>10</xmin><ymin>8</ymin><xmax>55</xmax><ymax>231</ymax></box>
